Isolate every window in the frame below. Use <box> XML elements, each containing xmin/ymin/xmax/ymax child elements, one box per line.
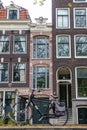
<box><xmin>0</xmin><ymin>63</ymin><xmax>8</xmax><ymax>82</ymax></box>
<box><xmin>74</xmin><ymin>0</ymin><xmax>87</xmax><ymax>2</ymax></box>
<box><xmin>56</xmin><ymin>8</ymin><xmax>70</xmax><ymax>28</ymax></box>
<box><xmin>74</xmin><ymin>9</ymin><xmax>86</xmax><ymax>28</ymax></box>
<box><xmin>75</xmin><ymin>35</ymin><xmax>87</xmax><ymax>57</ymax></box>
<box><xmin>33</xmin><ymin>36</ymin><xmax>49</xmax><ymax>59</ymax></box>
<box><xmin>76</xmin><ymin>68</ymin><xmax>87</xmax><ymax>98</ymax></box>
<box><xmin>56</xmin><ymin>35</ymin><xmax>70</xmax><ymax>58</ymax></box>
<box><xmin>13</xmin><ymin>63</ymin><xmax>26</xmax><ymax>82</ymax></box>
<box><xmin>0</xmin><ymin>36</ymin><xmax>10</xmax><ymax>53</ymax></box>
<box><xmin>33</xmin><ymin>66</ymin><xmax>49</xmax><ymax>89</ymax></box>
<box><xmin>9</xmin><ymin>10</ymin><xmax>18</xmax><ymax>19</ymax></box>
<box><xmin>14</xmin><ymin>36</ymin><xmax>26</xmax><ymax>53</ymax></box>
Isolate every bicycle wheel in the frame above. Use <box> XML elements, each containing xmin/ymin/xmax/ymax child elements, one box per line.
<box><xmin>9</xmin><ymin>101</ymin><xmax>33</xmax><ymax>124</ymax></box>
<box><xmin>48</xmin><ymin>107</ymin><xmax>68</xmax><ymax>126</ymax></box>
<box><xmin>8</xmin><ymin>102</ymin><xmax>27</xmax><ymax>124</ymax></box>
<box><xmin>0</xmin><ymin>102</ymin><xmax>6</xmax><ymax>120</ymax></box>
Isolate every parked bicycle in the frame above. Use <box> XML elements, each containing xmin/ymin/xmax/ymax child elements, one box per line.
<box><xmin>0</xmin><ymin>89</ymin><xmax>68</xmax><ymax>125</ymax></box>
<box><xmin>8</xmin><ymin>89</ymin><xmax>68</xmax><ymax>125</ymax></box>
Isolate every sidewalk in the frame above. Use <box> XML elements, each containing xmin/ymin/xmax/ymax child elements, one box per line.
<box><xmin>0</xmin><ymin>125</ymin><xmax>87</xmax><ymax>130</ymax></box>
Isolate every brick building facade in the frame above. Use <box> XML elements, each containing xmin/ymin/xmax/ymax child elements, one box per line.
<box><xmin>0</xmin><ymin>1</ymin><xmax>52</xmax><ymax>124</ymax></box>
<box><xmin>52</xmin><ymin>0</ymin><xmax>87</xmax><ymax>124</ymax></box>
<box><xmin>0</xmin><ymin>1</ymin><xmax>31</xmax><ymax>116</ymax></box>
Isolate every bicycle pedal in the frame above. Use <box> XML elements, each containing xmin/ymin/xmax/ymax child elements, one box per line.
<box><xmin>39</xmin><ymin>116</ymin><xmax>43</xmax><ymax>121</ymax></box>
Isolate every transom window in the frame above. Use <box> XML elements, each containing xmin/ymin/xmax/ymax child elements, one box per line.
<box><xmin>74</xmin><ymin>9</ymin><xmax>87</xmax><ymax>28</ymax></box>
<box><xmin>14</xmin><ymin>36</ymin><xmax>26</xmax><ymax>53</ymax></box>
<box><xmin>76</xmin><ymin>68</ymin><xmax>87</xmax><ymax>98</ymax></box>
<box><xmin>33</xmin><ymin>66</ymin><xmax>49</xmax><ymax>89</ymax></box>
<box><xmin>13</xmin><ymin>63</ymin><xmax>26</xmax><ymax>82</ymax></box>
<box><xmin>33</xmin><ymin>36</ymin><xmax>49</xmax><ymax>59</ymax></box>
<box><xmin>0</xmin><ymin>63</ymin><xmax>8</xmax><ymax>82</ymax></box>
<box><xmin>56</xmin><ymin>8</ymin><xmax>70</xmax><ymax>28</ymax></box>
<box><xmin>9</xmin><ymin>10</ymin><xmax>18</xmax><ymax>19</ymax></box>
<box><xmin>0</xmin><ymin>36</ymin><xmax>10</xmax><ymax>53</ymax></box>
<box><xmin>56</xmin><ymin>35</ymin><xmax>70</xmax><ymax>58</ymax></box>
<box><xmin>75</xmin><ymin>35</ymin><xmax>87</xmax><ymax>57</ymax></box>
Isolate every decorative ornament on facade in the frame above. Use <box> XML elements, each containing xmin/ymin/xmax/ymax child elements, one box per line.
<box><xmin>68</xmin><ymin>2</ymin><xmax>72</xmax><ymax>8</ymax></box>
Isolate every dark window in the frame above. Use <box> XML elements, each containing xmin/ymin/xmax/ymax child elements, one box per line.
<box><xmin>9</xmin><ymin>10</ymin><xmax>17</xmax><ymax>19</ymax></box>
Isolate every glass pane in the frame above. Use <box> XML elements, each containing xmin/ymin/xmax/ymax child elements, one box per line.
<box><xmin>78</xmin><ymin>78</ymin><xmax>87</xmax><ymax>97</ymax></box>
<box><xmin>58</xmin><ymin>36</ymin><xmax>69</xmax><ymax>57</ymax></box>
<box><xmin>0</xmin><ymin>36</ymin><xmax>9</xmax><ymax>53</ymax></box>
<box><xmin>0</xmin><ymin>63</ymin><xmax>8</xmax><ymax>82</ymax></box>
<box><xmin>9</xmin><ymin>10</ymin><xmax>17</xmax><ymax>19</ymax></box>
<box><xmin>13</xmin><ymin>63</ymin><xmax>26</xmax><ymax>82</ymax></box>
<box><xmin>14</xmin><ymin>36</ymin><xmax>26</xmax><ymax>53</ymax></box>
<box><xmin>33</xmin><ymin>37</ymin><xmax>49</xmax><ymax>58</ymax></box>
<box><xmin>76</xmin><ymin>36</ymin><xmax>87</xmax><ymax>56</ymax></box>
<box><xmin>33</xmin><ymin>66</ymin><xmax>49</xmax><ymax>89</ymax></box>
<box><xmin>75</xmin><ymin>9</ymin><xmax>86</xmax><ymax>27</ymax></box>
<box><xmin>77</xmin><ymin>68</ymin><xmax>87</xmax><ymax>78</ymax></box>
<box><xmin>58</xmin><ymin>9</ymin><xmax>68</xmax><ymax>15</ymax></box>
<box><xmin>77</xmin><ymin>68</ymin><xmax>87</xmax><ymax>97</ymax></box>
<box><xmin>57</xmin><ymin>17</ymin><xmax>63</xmax><ymax>27</ymax></box>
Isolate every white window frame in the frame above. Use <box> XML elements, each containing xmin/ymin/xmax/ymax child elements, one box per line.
<box><xmin>75</xmin><ymin>67</ymin><xmax>87</xmax><ymax>99</ymax></box>
<box><xmin>56</xmin><ymin>35</ymin><xmax>71</xmax><ymax>58</ymax></box>
<box><xmin>73</xmin><ymin>0</ymin><xmax>87</xmax><ymax>3</ymax></box>
<box><xmin>12</xmin><ymin>63</ymin><xmax>26</xmax><ymax>83</ymax></box>
<box><xmin>56</xmin><ymin>8</ymin><xmax>70</xmax><ymax>29</ymax></box>
<box><xmin>74</xmin><ymin>8</ymin><xmax>87</xmax><ymax>28</ymax></box>
<box><xmin>74</xmin><ymin>34</ymin><xmax>87</xmax><ymax>58</ymax></box>
<box><xmin>7</xmin><ymin>8</ymin><xmax>19</xmax><ymax>20</ymax></box>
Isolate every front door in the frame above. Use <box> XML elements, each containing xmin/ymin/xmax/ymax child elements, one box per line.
<box><xmin>59</xmin><ymin>83</ymin><xmax>72</xmax><ymax>108</ymax></box>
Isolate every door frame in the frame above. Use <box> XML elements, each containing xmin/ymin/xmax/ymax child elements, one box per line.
<box><xmin>57</xmin><ymin>82</ymin><xmax>72</xmax><ymax>108</ymax></box>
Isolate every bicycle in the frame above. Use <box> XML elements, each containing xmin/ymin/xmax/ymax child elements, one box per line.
<box><xmin>8</xmin><ymin>89</ymin><xmax>68</xmax><ymax>126</ymax></box>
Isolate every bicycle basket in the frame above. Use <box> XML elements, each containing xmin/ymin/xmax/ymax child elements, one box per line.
<box><xmin>54</xmin><ymin>102</ymin><xmax>66</xmax><ymax>117</ymax></box>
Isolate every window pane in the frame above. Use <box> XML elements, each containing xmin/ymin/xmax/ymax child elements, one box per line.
<box><xmin>77</xmin><ymin>68</ymin><xmax>87</xmax><ymax>97</ymax></box>
<box><xmin>0</xmin><ymin>36</ymin><xmax>10</xmax><ymax>53</ymax></box>
<box><xmin>33</xmin><ymin>66</ymin><xmax>49</xmax><ymax>89</ymax></box>
<box><xmin>9</xmin><ymin>10</ymin><xmax>17</xmax><ymax>19</ymax></box>
<box><xmin>14</xmin><ymin>36</ymin><xmax>26</xmax><ymax>53</ymax></box>
<box><xmin>0</xmin><ymin>63</ymin><xmax>8</xmax><ymax>82</ymax></box>
<box><xmin>33</xmin><ymin>36</ymin><xmax>49</xmax><ymax>58</ymax></box>
<box><xmin>75</xmin><ymin>9</ymin><xmax>86</xmax><ymax>27</ymax></box>
<box><xmin>57</xmin><ymin>36</ymin><xmax>69</xmax><ymax>57</ymax></box>
<box><xmin>76</xmin><ymin>36</ymin><xmax>87</xmax><ymax>56</ymax></box>
<box><xmin>13</xmin><ymin>63</ymin><xmax>26</xmax><ymax>82</ymax></box>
